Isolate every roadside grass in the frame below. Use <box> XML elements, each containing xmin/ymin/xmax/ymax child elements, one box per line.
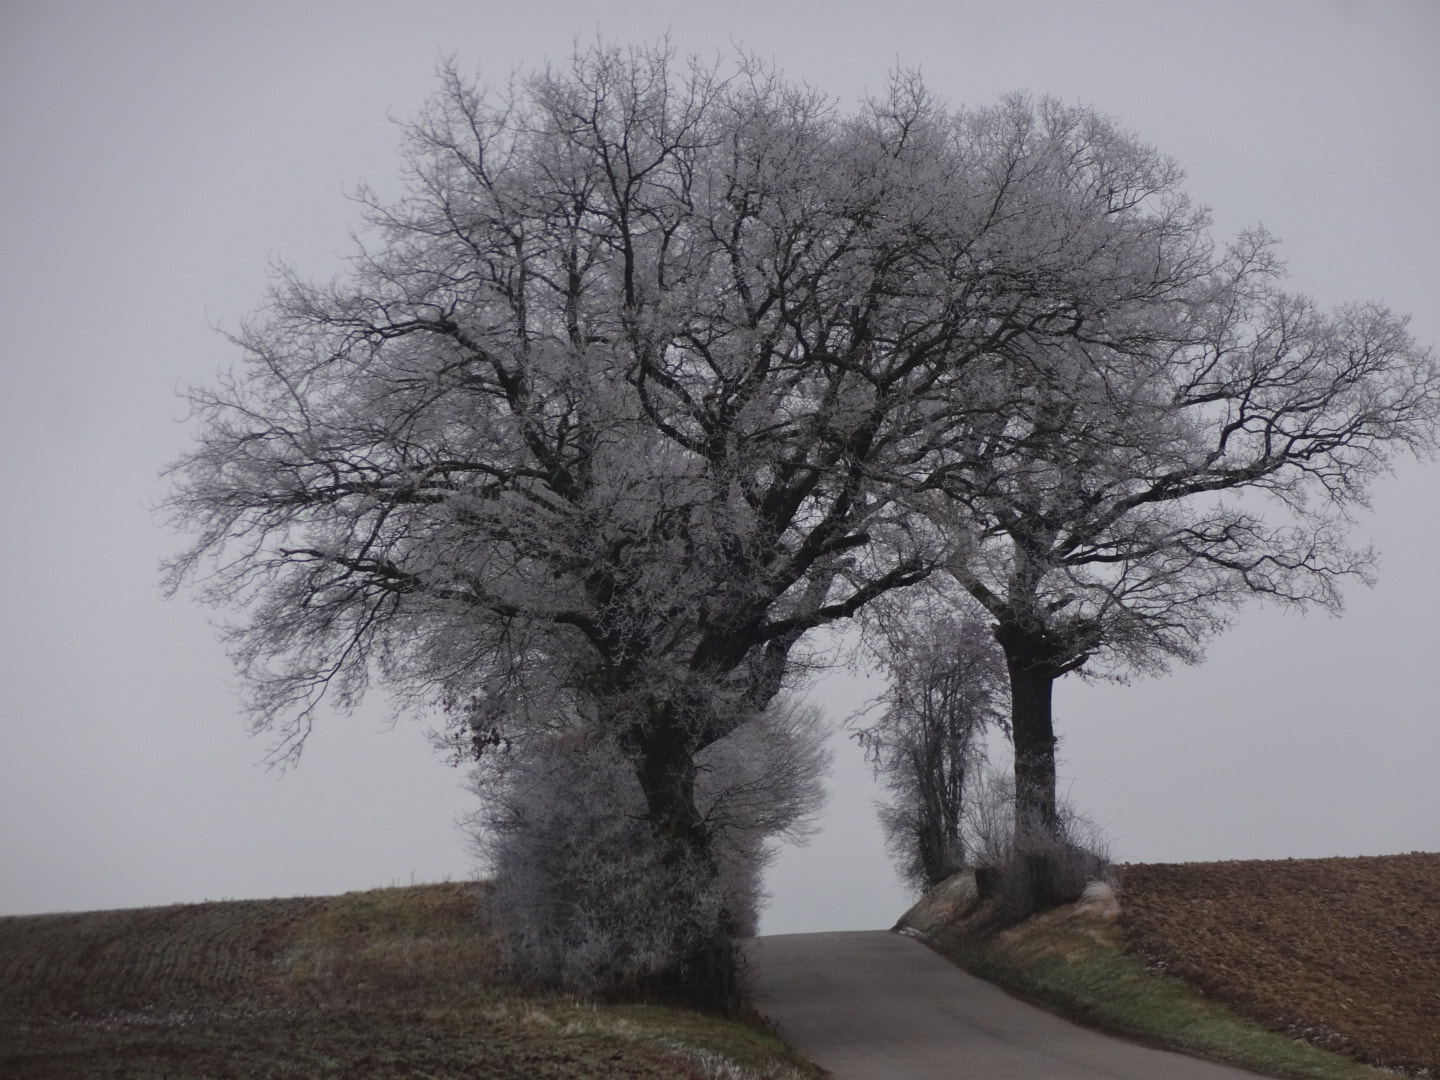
<box><xmin>0</xmin><ymin>883</ymin><xmax>821</xmax><ymax>1080</ymax></box>
<box><xmin>904</xmin><ymin>880</ymin><xmax>1396</xmax><ymax>1080</ymax></box>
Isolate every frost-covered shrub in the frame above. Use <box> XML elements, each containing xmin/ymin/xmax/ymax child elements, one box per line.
<box><xmin>470</xmin><ymin>697</ymin><xmax>828</xmax><ymax>994</ymax></box>
<box><xmin>474</xmin><ymin>735</ymin><xmax>713</xmax><ymax>992</ymax></box>
<box><xmin>963</xmin><ymin>767</ymin><xmax>1112</xmax><ymax>926</ymax></box>
<box><xmin>695</xmin><ymin>698</ymin><xmax>830</xmax><ymax>937</ymax></box>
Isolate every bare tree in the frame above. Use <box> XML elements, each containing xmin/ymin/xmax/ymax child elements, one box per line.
<box><xmin>857</xmin><ymin>602</ymin><xmax>1006</xmax><ymax>890</ymax></box>
<box><xmin>162</xmin><ymin>48</ymin><xmax>1062</xmax><ymax>1004</ymax></box>
<box><xmin>914</xmin><ymin>99</ymin><xmax>1440</xmax><ymax>832</ymax></box>
<box><xmin>160</xmin><ymin>45</ymin><xmax>1435</xmax><ymax>993</ymax></box>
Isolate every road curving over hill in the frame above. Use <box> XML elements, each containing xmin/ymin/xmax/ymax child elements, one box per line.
<box><xmin>749</xmin><ymin>930</ymin><xmax>1267</xmax><ymax>1080</ymax></box>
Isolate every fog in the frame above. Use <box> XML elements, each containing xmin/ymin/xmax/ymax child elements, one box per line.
<box><xmin>1</xmin><ymin>0</ymin><xmax>1435</xmax><ymax>934</ymax></box>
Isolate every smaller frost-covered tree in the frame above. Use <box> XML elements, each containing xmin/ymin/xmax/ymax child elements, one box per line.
<box><xmin>907</xmin><ymin>99</ymin><xmax>1439</xmax><ymax>835</ymax></box>
<box><xmin>470</xmin><ymin>697</ymin><xmax>827</xmax><ymax>992</ymax></box>
<box><xmin>857</xmin><ymin>602</ymin><xmax>1007</xmax><ymax>891</ymax></box>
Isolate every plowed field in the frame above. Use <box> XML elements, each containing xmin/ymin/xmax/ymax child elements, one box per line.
<box><xmin>0</xmin><ymin>884</ymin><xmax>816</xmax><ymax>1080</ymax></box>
<box><xmin>1121</xmin><ymin>854</ymin><xmax>1440</xmax><ymax>1075</ymax></box>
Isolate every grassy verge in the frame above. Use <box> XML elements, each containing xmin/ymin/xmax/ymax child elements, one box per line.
<box><xmin>904</xmin><ymin>879</ymin><xmax>1394</xmax><ymax>1080</ymax></box>
<box><xmin>0</xmin><ymin>883</ymin><xmax>821</xmax><ymax>1080</ymax></box>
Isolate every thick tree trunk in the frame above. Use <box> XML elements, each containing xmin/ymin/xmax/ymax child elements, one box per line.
<box><xmin>992</xmin><ymin>620</ymin><xmax>1062</xmax><ymax>831</ymax></box>
<box><xmin>626</xmin><ymin>707</ymin><xmax>742</xmax><ymax>1012</ymax></box>
<box><xmin>632</xmin><ymin>716</ymin><xmax>706</xmax><ymax>850</ymax></box>
<box><xmin>989</xmin><ymin>618</ymin><xmax>1102</xmax><ymax>916</ymax></box>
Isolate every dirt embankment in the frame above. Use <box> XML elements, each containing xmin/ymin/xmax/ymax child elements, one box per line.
<box><xmin>1120</xmin><ymin>854</ymin><xmax>1440</xmax><ymax>1075</ymax></box>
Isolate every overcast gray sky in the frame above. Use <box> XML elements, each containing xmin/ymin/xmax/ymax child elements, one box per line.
<box><xmin>2</xmin><ymin>0</ymin><xmax>1436</xmax><ymax>934</ymax></box>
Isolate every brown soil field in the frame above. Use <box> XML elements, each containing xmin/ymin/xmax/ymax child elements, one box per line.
<box><xmin>1121</xmin><ymin>853</ymin><xmax>1440</xmax><ymax>1075</ymax></box>
<box><xmin>0</xmin><ymin>883</ymin><xmax>815</xmax><ymax>1080</ymax></box>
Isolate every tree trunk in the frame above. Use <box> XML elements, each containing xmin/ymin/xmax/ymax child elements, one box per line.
<box><xmin>631</xmin><ymin>713</ymin><xmax>706</xmax><ymax>850</ymax></box>
<box><xmin>626</xmin><ymin>707</ymin><xmax>741</xmax><ymax>1012</ymax></box>
<box><xmin>992</xmin><ymin>620</ymin><xmax>1062</xmax><ymax>831</ymax></box>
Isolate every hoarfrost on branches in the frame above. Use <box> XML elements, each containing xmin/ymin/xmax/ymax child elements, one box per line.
<box><xmin>899</xmin><ymin>102</ymin><xmax>1440</xmax><ymax>830</ymax></box>
<box><xmin>471</xmin><ymin>696</ymin><xmax>827</xmax><ymax>991</ymax></box>
<box><xmin>163</xmin><ymin>43</ymin><xmax>1439</xmax><ymax>993</ymax></box>
<box><xmin>857</xmin><ymin>600</ymin><xmax>1007</xmax><ymax>891</ymax></box>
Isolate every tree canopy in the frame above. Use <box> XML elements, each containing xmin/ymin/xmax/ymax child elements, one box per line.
<box><xmin>165</xmin><ymin>44</ymin><xmax>1438</xmax><ymax>999</ymax></box>
<box><xmin>925</xmin><ymin>221</ymin><xmax>1437</xmax><ymax>825</ymax></box>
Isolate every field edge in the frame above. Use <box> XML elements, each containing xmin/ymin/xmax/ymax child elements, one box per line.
<box><xmin>897</xmin><ymin>874</ymin><xmax>1399</xmax><ymax>1080</ymax></box>
<box><xmin>0</xmin><ymin>882</ymin><xmax>827</xmax><ymax>1080</ymax></box>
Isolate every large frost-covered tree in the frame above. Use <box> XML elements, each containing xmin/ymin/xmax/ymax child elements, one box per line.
<box><xmin>166</xmin><ymin>51</ymin><xmax>913</xmax><ymax>1004</ymax></box>
<box><xmin>164</xmin><ymin>44</ymin><xmax>1438</xmax><ymax>994</ymax></box>
<box><xmin>162</xmin><ymin>48</ymin><xmax>1100</xmax><ymax>1003</ymax></box>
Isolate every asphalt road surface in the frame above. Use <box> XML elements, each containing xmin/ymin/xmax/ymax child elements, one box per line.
<box><xmin>749</xmin><ymin>931</ymin><xmax>1266</xmax><ymax>1080</ymax></box>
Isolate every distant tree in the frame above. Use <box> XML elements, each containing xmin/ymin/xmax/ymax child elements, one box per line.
<box><xmin>857</xmin><ymin>604</ymin><xmax>1006</xmax><ymax>891</ymax></box>
<box><xmin>912</xmin><ymin>101</ymin><xmax>1440</xmax><ymax>832</ymax></box>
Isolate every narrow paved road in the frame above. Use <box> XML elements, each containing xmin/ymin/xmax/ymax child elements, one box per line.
<box><xmin>750</xmin><ymin>931</ymin><xmax>1265</xmax><ymax>1080</ymax></box>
